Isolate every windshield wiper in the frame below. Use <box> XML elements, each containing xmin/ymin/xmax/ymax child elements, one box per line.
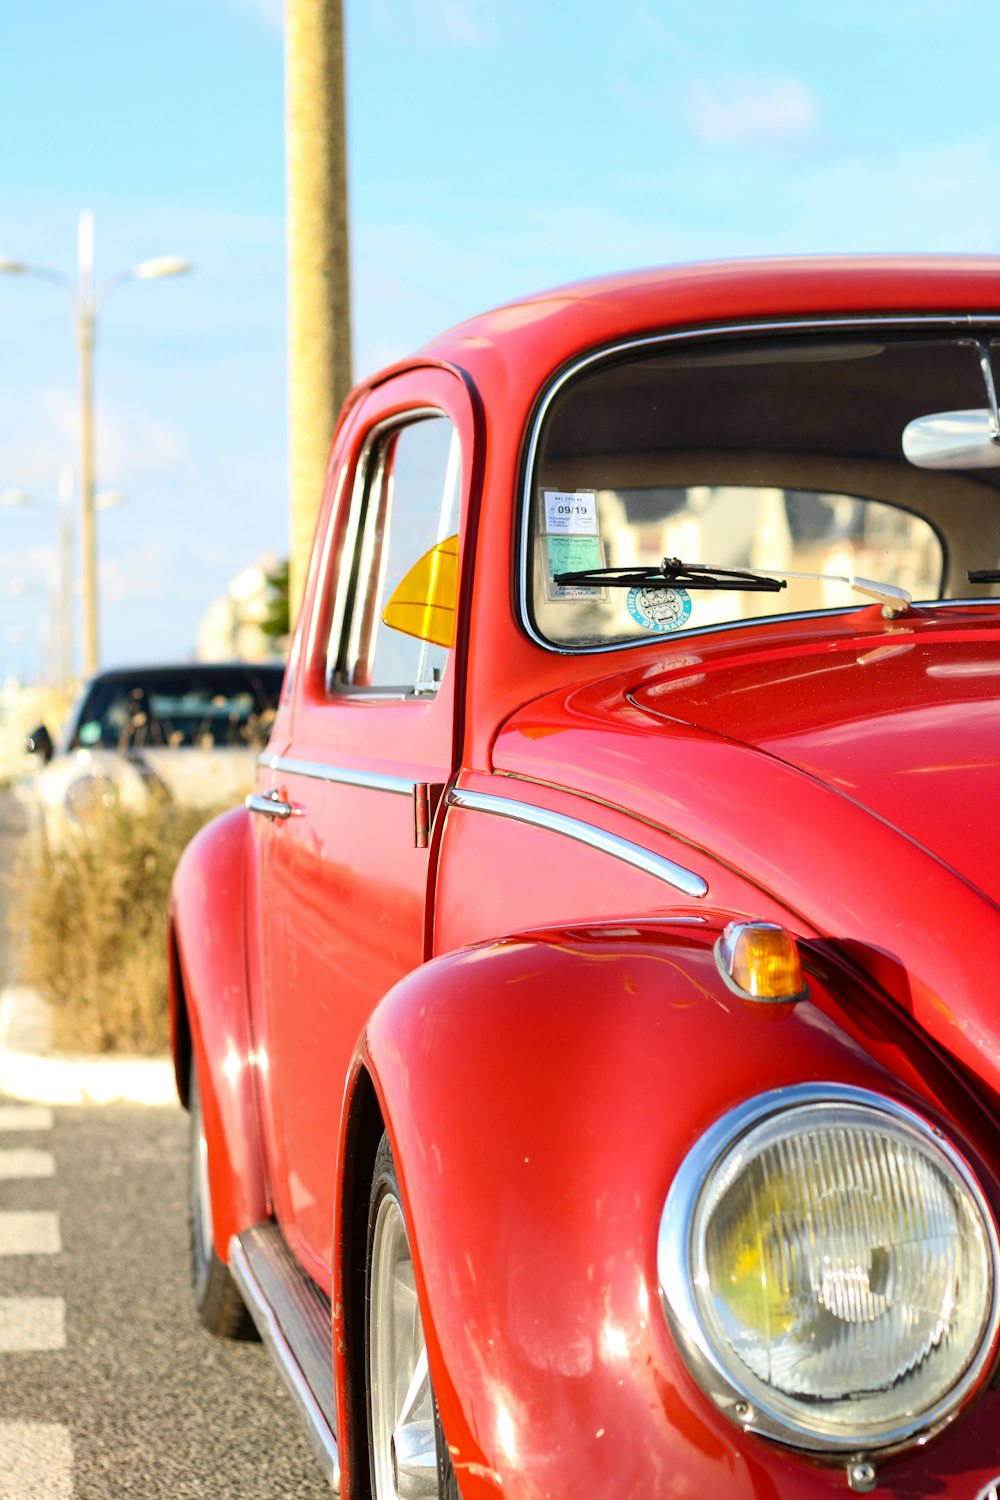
<box><xmin>759</xmin><ymin>567</ymin><xmax>911</xmax><ymax>617</ymax></box>
<box><xmin>554</xmin><ymin>557</ymin><xmax>911</xmax><ymax>616</ymax></box>
<box><xmin>968</xmin><ymin>569</ymin><xmax>1000</xmax><ymax>583</ymax></box>
<box><xmin>553</xmin><ymin>558</ymin><xmax>786</xmax><ymax>593</ymax></box>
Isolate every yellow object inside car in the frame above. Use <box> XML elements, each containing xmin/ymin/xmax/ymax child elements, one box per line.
<box><xmin>382</xmin><ymin>535</ymin><xmax>459</xmax><ymax>648</ymax></box>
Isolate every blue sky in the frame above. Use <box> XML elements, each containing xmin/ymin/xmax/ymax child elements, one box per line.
<box><xmin>1</xmin><ymin>0</ymin><xmax>998</xmax><ymax>680</ymax></box>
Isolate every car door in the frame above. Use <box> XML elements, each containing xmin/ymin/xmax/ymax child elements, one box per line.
<box><xmin>248</xmin><ymin>368</ymin><xmax>474</xmax><ymax>1282</ymax></box>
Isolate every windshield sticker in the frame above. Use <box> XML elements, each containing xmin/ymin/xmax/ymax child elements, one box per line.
<box><xmin>543</xmin><ymin>489</ymin><xmax>598</xmax><ymax>536</ymax></box>
<box><xmin>627</xmin><ymin>586</ymin><xmax>692</xmax><ymax>633</ymax></box>
<box><xmin>546</xmin><ymin>534</ymin><xmax>606</xmax><ymax>601</ymax></box>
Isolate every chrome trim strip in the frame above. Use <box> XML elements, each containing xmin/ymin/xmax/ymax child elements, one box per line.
<box><xmin>657</xmin><ymin>1083</ymin><xmax>1000</xmax><ymax>1457</ymax></box>
<box><xmin>229</xmin><ymin>1235</ymin><xmax>341</xmax><ymax>1491</ymax></box>
<box><xmin>259</xmin><ymin>754</ymin><xmax>414</xmax><ymax>797</ymax></box>
<box><xmin>519</xmin><ymin>312</ymin><xmax>1000</xmax><ymax>654</ymax></box>
<box><xmin>446</xmin><ymin>787</ymin><xmax>708</xmax><ymax>897</ymax></box>
<box><xmin>925</xmin><ymin>596</ymin><xmax>1000</xmax><ymax>610</ymax></box>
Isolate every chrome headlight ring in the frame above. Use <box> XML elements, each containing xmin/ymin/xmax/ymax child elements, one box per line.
<box><xmin>658</xmin><ymin>1084</ymin><xmax>1000</xmax><ymax>1456</ymax></box>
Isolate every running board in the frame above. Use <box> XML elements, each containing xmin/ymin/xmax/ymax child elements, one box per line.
<box><xmin>229</xmin><ymin>1225</ymin><xmax>341</xmax><ymax>1492</ymax></box>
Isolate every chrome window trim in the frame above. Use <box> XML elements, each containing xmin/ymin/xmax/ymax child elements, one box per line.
<box><xmin>445</xmin><ymin>787</ymin><xmax>708</xmax><ymax>897</ymax></box>
<box><xmin>259</xmin><ymin>753</ymin><xmax>414</xmax><ymax>797</ymax></box>
<box><xmin>657</xmin><ymin>1082</ymin><xmax>1000</xmax><ymax>1457</ymax></box>
<box><xmin>325</xmin><ymin>405</ymin><xmax>450</xmax><ymax>694</ymax></box>
<box><xmin>921</xmin><ymin>596</ymin><xmax>1000</xmax><ymax>611</ymax></box>
<box><xmin>519</xmin><ymin>312</ymin><xmax>1000</xmax><ymax>654</ymax></box>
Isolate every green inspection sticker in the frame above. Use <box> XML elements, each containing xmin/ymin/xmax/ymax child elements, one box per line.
<box><xmin>546</xmin><ymin>535</ymin><xmax>604</xmax><ymax>599</ymax></box>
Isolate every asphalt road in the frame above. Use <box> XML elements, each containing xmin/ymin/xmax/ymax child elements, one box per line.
<box><xmin>0</xmin><ymin>1098</ymin><xmax>332</xmax><ymax>1499</ymax></box>
<box><xmin>0</xmin><ymin>786</ymin><xmax>332</xmax><ymax>1495</ymax></box>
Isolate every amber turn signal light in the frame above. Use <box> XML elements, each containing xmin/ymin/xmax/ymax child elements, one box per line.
<box><xmin>716</xmin><ymin>922</ymin><xmax>806</xmax><ymax>1002</ymax></box>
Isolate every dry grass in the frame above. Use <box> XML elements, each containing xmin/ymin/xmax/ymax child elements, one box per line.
<box><xmin>8</xmin><ymin>798</ymin><xmax>223</xmax><ymax>1053</ymax></box>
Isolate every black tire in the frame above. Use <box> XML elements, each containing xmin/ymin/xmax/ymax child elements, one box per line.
<box><xmin>188</xmin><ymin>1056</ymin><xmax>255</xmax><ymax>1339</ymax></box>
<box><xmin>365</xmin><ymin>1132</ymin><xmax>460</xmax><ymax>1500</ymax></box>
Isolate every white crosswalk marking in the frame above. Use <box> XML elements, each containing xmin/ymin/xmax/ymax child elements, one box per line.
<box><xmin>0</xmin><ymin>1297</ymin><xmax>65</xmax><ymax>1352</ymax></box>
<box><xmin>0</xmin><ymin>1148</ymin><xmax>55</xmax><ymax>1179</ymax></box>
<box><xmin>0</xmin><ymin>1106</ymin><xmax>54</xmax><ymax>1133</ymax></box>
<box><xmin>0</xmin><ymin>1421</ymin><xmax>73</xmax><ymax>1497</ymax></box>
<box><xmin>0</xmin><ymin>1212</ymin><xmax>61</xmax><ymax>1255</ymax></box>
<box><xmin>0</xmin><ymin>1105</ymin><xmax>67</xmax><ymax>1491</ymax></box>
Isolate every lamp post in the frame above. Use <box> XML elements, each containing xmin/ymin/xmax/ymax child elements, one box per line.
<box><xmin>0</xmin><ymin>210</ymin><xmax>191</xmax><ymax>675</ymax></box>
<box><xmin>1</xmin><ymin>473</ymin><xmax>124</xmax><ymax>692</ymax></box>
<box><xmin>2</xmin><ymin>469</ymin><xmax>73</xmax><ymax>692</ymax></box>
<box><xmin>5</xmin><ymin>583</ymin><xmax>51</xmax><ymax>687</ymax></box>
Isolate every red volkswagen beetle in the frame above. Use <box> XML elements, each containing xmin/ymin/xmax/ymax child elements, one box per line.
<box><xmin>169</xmin><ymin>257</ymin><xmax>1000</xmax><ymax>1499</ymax></box>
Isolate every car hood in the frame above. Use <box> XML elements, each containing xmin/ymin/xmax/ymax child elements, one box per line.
<box><xmin>492</xmin><ymin>608</ymin><xmax>1000</xmax><ymax>1093</ymax></box>
<box><xmin>631</xmin><ymin>625</ymin><xmax>1000</xmax><ymax>908</ymax></box>
<box><xmin>29</xmin><ymin>745</ymin><xmax>255</xmax><ymax>816</ymax></box>
<box><xmin>128</xmin><ymin>745</ymin><xmax>256</xmax><ymax>808</ymax></box>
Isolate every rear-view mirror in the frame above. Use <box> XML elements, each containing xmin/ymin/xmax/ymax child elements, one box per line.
<box><xmin>902</xmin><ymin>409</ymin><xmax>1000</xmax><ymax>470</ymax></box>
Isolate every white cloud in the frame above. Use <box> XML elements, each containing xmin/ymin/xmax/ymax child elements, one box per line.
<box><xmin>781</xmin><ymin>135</ymin><xmax>1000</xmax><ymax>254</ymax></box>
<box><xmin>687</xmin><ymin>73</ymin><xmax>822</xmax><ymax>150</ymax></box>
<box><xmin>431</xmin><ymin>0</ymin><xmax>493</xmax><ymax>46</ymax></box>
<box><xmin>223</xmin><ymin>0</ymin><xmax>284</xmax><ymax>28</ymax></box>
<box><xmin>369</xmin><ymin>0</ymin><xmax>495</xmax><ymax>47</ymax></box>
<box><xmin>99</xmin><ymin>408</ymin><xmax>194</xmax><ymax>485</ymax></box>
<box><xmin>24</xmin><ymin>391</ymin><xmax>193</xmax><ymax>488</ymax></box>
<box><xmin>0</xmin><ymin>545</ymin><xmax>57</xmax><ymax>593</ymax></box>
<box><xmin>100</xmin><ymin>542</ymin><xmax>179</xmax><ymax>607</ymax></box>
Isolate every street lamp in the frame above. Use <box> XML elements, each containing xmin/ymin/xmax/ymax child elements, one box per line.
<box><xmin>5</xmin><ymin>583</ymin><xmax>52</xmax><ymax>687</ymax></box>
<box><xmin>2</xmin><ymin>470</ymin><xmax>74</xmax><ymax>692</ymax></box>
<box><xmin>0</xmin><ymin>210</ymin><xmax>191</xmax><ymax>674</ymax></box>
<box><xmin>1</xmin><ymin>473</ymin><xmax>125</xmax><ymax>691</ymax></box>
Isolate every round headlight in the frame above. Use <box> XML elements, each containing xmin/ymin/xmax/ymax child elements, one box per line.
<box><xmin>659</xmin><ymin>1085</ymin><xmax>1000</xmax><ymax>1453</ymax></box>
<box><xmin>65</xmin><ymin>773</ymin><xmax>118</xmax><ymax>822</ymax></box>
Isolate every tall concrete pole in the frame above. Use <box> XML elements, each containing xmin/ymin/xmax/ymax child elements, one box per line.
<box><xmin>57</xmin><ymin>466</ymin><xmax>74</xmax><ymax>692</ymax></box>
<box><xmin>285</xmin><ymin>0</ymin><xmax>352</xmax><ymax>625</ymax></box>
<box><xmin>77</xmin><ymin>210</ymin><xmax>99</xmax><ymax>676</ymax></box>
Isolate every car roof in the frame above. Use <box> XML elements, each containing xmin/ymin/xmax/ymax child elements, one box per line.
<box><xmin>402</xmin><ymin>254</ymin><xmax>1000</xmax><ymax>389</ymax></box>
<box><xmin>87</xmin><ymin>662</ymin><xmax>284</xmax><ymax>685</ymax></box>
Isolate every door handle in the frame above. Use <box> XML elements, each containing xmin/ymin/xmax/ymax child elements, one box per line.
<box><xmin>246</xmin><ymin>789</ymin><xmax>299</xmax><ymax>821</ymax></box>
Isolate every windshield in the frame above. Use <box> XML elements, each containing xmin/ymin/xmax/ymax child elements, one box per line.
<box><xmin>526</xmin><ymin>331</ymin><xmax>1000</xmax><ymax>650</ymax></box>
<box><xmin>69</xmin><ymin>666</ymin><xmax>284</xmax><ymax>752</ymax></box>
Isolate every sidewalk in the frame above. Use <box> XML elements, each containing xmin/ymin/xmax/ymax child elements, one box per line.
<box><xmin>0</xmin><ymin>983</ymin><xmax>177</xmax><ymax>1106</ymax></box>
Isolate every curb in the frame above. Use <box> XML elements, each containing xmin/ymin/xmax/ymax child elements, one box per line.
<box><xmin>0</xmin><ymin>985</ymin><xmax>178</xmax><ymax>1108</ymax></box>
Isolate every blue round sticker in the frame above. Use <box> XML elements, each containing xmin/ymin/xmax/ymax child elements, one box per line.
<box><xmin>626</xmin><ymin>586</ymin><xmax>692</xmax><ymax>633</ymax></box>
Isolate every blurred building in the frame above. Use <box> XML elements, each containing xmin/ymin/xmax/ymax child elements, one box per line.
<box><xmin>195</xmin><ymin>553</ymin><xmax>286</xmax><ymax>662</ymax></box>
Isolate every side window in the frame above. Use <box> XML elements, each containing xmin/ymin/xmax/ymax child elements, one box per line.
<box><xmin>333</xmin><ymin>413</ymin><xmax>461</xmax><ymax>694</ymax></box>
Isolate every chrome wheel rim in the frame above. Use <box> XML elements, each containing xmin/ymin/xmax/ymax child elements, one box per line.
<box><xmin>370</xmin><ymin>1192</ymin><xmax>439</xmax><ymax>1500</ymax></box>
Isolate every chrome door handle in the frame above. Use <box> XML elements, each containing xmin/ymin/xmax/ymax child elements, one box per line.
<box><xmin>246</xmin><ymin>789</ymin><xmax>298</xmax><ymax>821</ymax></box>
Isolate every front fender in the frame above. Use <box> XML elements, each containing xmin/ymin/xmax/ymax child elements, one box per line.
<box><xmin>168</xmin><ymin>805</ymin><xmax>267</xmax><ymax>1258</ymax></box>
<box><xmin>340</xmin><ymin>918</ymin><xmax>1000</xmax><ymax>1500</ymax></box>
